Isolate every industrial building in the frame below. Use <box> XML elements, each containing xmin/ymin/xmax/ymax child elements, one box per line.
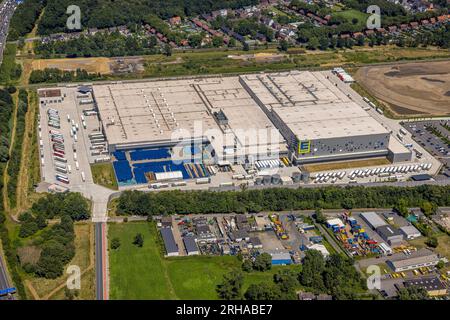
<box><xmin>400</xmin><ymin>225</ymin><xmax>422</xmax><ymax>240</ymax></box>
<box><xmin>89</xmin><ymin>71</ymin><xmax>413</xmax><ymax>186</ymax></box>
<box><xmin>386</xmin><ymin>248</ymin><xmax>440</xmax><ymax>272</ymax></box>
<box><xmin>307</xmin><ymin>243</ymin><xmax>330</xmax><ymax>258</ymax></box>
<box><xmin>403</xmin><ymin>276</ymin><xmax>447</xmax><ymax>297</ymax></box>
<box><xmin>160</xmin><ymin>228</ymin><xmax>179</xmax><ymax>257</ymax></box>
<box><xmin>239</xmin><ymin>71</ymin><xmax>411</xmax><ymax>164</ymax></box>
<box><xmin>376</xmin><ymin>225</ymin><xmax>404</xmax><ymax>246</ymax></box>
<box><xmin>360</xmin><ymin>212</ymin><xmax>388</xmax><ymax>230</ymax></box>
<box><xmin>92</xmin><ymin>77</ymin><xmax>286</xmax><ymax>162</ymax></box>
<box><xmin>268</xmin><ymin>252</ymin><xmax>292</xmax><ymax>265</ymax></box>
<box><xmin>183</xmin><ymin>236</ymin><xmax>200</xmax><ymax>256</ymax></box>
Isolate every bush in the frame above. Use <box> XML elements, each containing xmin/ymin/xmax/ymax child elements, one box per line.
<box><xmin>133</xmin><ymin>233</ymin><xmax>144</xmax><ymax>247</ymax></box>
<box><xmin>111</xmin><ymin>238</ymin><xmax>121</xmax><ymax>250</ymax></box>
<box><xmin>425</xmin><ymin>236</ymin><xmax>438</xmax><ymax>248</ymax></box>
<box><xmin>253</xmin><ymin>253</ymin><xmax>272</xmax><ymax>272</ymax></box>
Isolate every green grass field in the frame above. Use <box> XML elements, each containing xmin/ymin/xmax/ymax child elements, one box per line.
<box><xmin>333</xmin><ymin>9</ymin><xmax>369</xmax><ymax>29</ymax></box>
<box><xmin>109</xmin><ymin>222</ymin><xmax>175</xmax><ymax>299</ymax></box>
<box><xmin>0</xmin><ymin>44</ymin><xmax>21</xmax><ymax>85</ymax></box>
<box><xmin>91</xmin><ymin>163</ymin><xmax>118</xmax><ymax>190</ymax></box>
<box><xmin>109</xmin><ymin>222</ymin><xmax>301</xmax><ymax>300</ymax></box>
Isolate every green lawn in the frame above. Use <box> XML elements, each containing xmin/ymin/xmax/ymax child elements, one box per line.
<box><xmin>91</xmin><ymin>163</ymin><xmax>118</xmax><ymax>190</ymax></box>
<box><xmin>109</xmin><ymin>222</ymin><xmax>301</xmax><ymax>300</ymax></box>
<box><xmin>0</xmin><ymin>43</ymin><xmax>21</xmax><ymax>85</ymax></box>
<box><xmin>165</xmin><ymin>255</ymin><xmax>240</xmax><ymax>300</ymax></box>
<box><xmin>333</xmin><ymin>9</ymin><xmax>369</xmax><ymax>29</ymax></box>
<box><xmin>109</xmin><ymin>222</ymin><xmax>176</xmax><ymax>299</ymax></box>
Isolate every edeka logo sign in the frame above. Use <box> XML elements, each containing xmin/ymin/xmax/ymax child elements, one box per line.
<box><xmin>298</xmin><ymin>140</ymin><xmax>311</xmax><ymax>154</ymax></box>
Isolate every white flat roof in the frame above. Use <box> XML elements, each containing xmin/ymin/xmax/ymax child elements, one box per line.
<box><xmin>240</xmin><ymin>71</ymin><xmax>389</xmax><ymax>140</ymax></box>
<box><xmin>93</xmin><ymin>77</ymin><xmax>286</xmax><ymax>156</ymax></box>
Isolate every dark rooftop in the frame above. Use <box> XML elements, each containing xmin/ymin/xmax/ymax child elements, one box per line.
<box><xmin>404</xmin><ymin>276</ymin><xmax>446</xmax><ymax>292</ymax></box>
<box><xmin>411</xmin><ymin>174</ymin><xmax>432</xmax><ymax>181</ymax></box>
<box><xmin>232</xmin><ymin>230</ymin><xmax>249</xmax><ymax>241</ymax></box>
<box><xmin>183</xmin><ymin>236</ymin><xmax>198</xmax><ymax>254</ymax></box>
<box><xmin>160</xmin><ymin>228</ymin><xmax>178</xmax><ymax>254</ymax></box>
<box><xmin>376</xmin><ymin>225</ymin><xmax>404</xmax><ymax>239</ymax></box>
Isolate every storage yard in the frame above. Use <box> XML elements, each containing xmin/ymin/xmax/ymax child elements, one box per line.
<box><xmin>37</xmin><ymin>69</ymin><xmax>442</xmax><ymax>192</ymax></box>
<box><xmin>156</xmin><ymin>212</ymin><xmax>333</xmax><ymax>265</ymax></box>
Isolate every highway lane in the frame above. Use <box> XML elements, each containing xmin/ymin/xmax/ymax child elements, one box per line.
<box><xmin>0</xmin><ymin>246</ymin><xmax>14</xmax><ymax>300</ymax></box>
<box><xmin>95</xmin><ymin>223</ymin><xmax>103</xmax><ymax>300</ymax></box>
<box><xmin>0</xmin><ymin>0</ymin><xmax>17</xmax><ymax>66</ymax></box>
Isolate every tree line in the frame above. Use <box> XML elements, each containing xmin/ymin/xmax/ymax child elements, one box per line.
<box><xmin>7</xmin><ymin>89</ymin><xmax>28</xmax><ymax>208</ymax></box>
<box><xmin>115</xmin><ymin>185</ymin><xmax>450</xmax><ymax>216</ymax></box>
<box><xmin>0</xmin><ymin>89</ymin><xmax>26</xmax><ymax>297</ymax></box>
<box><xmin>29</xmin><ymin>68</ymin><xmax>102</xmax><ymax>84</ymax></box>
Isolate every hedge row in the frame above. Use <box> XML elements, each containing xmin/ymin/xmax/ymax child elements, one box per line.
<box><xmin>7</xmin><ymin>89</ymin><xmax>28</xmax><ymax>208</ymax></box>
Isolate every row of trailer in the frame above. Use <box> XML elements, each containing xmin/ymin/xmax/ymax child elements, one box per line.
<box><xmin>255</xmin><ymin>159</ymin><xmax>283</xmax><ymax>170</ymax></box>
<box><xmin>311</xmin><ymin>163</ymin><xmax>432</xmax><ymax>185</ymax></box>
<box><xmin>348</xmin><ymin>163</ymin><xmax>432</xmax><ymax>180</ymax></box>
<box><xmin>44</xmin><ymin>109</ymin><xmax>71</xmax><ymax>184</ymax></box>
<box><xmin>88</xmin><ymin>130</ymin><xmax>108</xmax><ymax>159</ymax></box>
<box><xmin>49</xmin><ymin>125</ymin><xmax>70</xmax><ymax>184</ymax></box>
<box><xmin>47</xmin><ymin>108</ymin><xmax>61</xmax><ymax>129</ymax></box>
<box><xmin>312</xmin><ymin>171</ymin><xmax>346</xmax><ymax>184</ymax></box>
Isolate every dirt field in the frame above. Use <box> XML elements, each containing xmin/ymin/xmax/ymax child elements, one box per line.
<box><xmin>32</xmin><ymin>57</ymin><xmax>112</xmax><ymax>74</ymax></box>
<box><xmin>355</xmin><ymin>61</ymin><xmax>450</xmax><ymax>117</ymax></box>
<box><xmin>304</xmin><ymin>157</ymin><xmax>390</xmax><ymax>172</ymax></box>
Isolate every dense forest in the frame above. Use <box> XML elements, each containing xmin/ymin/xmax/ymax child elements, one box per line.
<box><xmin>116</xmin><ymin>185</ymin><xmax>450</xmax><ymax>216</ymax></box>
<box><xmin>7</xmin><ymin>0</ymin><xmax>46</xmax><ymax>41</ymax></box>
<box><xmin>37</xmin><ymin>0</ymin><xmax>259</xmax><ymax>35</ymax></box>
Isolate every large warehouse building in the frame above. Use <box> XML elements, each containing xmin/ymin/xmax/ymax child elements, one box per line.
<box><xmin>92</xmin><ymin>76</ymin><xmax>287</xmax><ymax>163</ymax></box>
<box><xmin>90</xmin><ymin>71</ymin><xmax>412</xmax><ymax>185</ymax></box>
<box><xmin>239</xmin><ymin>71</ymin><xmax>410</xmax><ymax>164</ymax></box>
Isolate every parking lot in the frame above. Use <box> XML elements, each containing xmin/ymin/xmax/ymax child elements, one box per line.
<box><xmin>403</xmin><ymin>120</ymin><xmax>450</xmax><ymax>178</ymax></box>
<box><xmin>38</xmin><ymin>88</ymin><xmax>103</xmax><ymax>187</ymax></box>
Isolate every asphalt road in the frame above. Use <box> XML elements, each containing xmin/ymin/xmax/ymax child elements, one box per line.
<box><xmin>0</xmin><ymin>0</ymin><xmax>17</xmax><ymax>66</ymax></box>
<box><xmin>95</xmin><ymin>222</ymin><xmax>107</xmax><ymax>300</ymax></box>
<box><xmin>0</xmin><ymin>252</ymin><xmax>13</xmax><ymax>300</ymax></box>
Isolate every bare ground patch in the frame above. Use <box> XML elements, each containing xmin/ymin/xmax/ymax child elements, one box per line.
<box><xmin>354</xmin><ymin>61</ymin><xmax>450</xmax><ymax>117</ymax></box>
